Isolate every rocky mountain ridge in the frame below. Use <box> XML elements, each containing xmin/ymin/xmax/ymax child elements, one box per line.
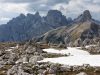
<box><xmin>37</xmin><ymin>10</ymin><xmax>100</xmax><ymax>46</ymax></box>
<box><xmin>0</xmin><ymin>9</ymin><xmax>100</xmax><ymax>44</ymax></box>
<box><xmin>0</xmin><ymin>10</ymin><xmax>72</xmax><ymax>42</ymax></box>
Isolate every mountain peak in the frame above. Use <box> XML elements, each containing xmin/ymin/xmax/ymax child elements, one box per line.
<box><xmin>47</xmin><ymin>10</ymin><xmax>62</xmax><ymax>16</ymax></box>
<box><xmin>19</xmin><ymin>13</ymin><xmax>26</xmax><ymax>18</ymax></box>
<box><xmin>83</xmin><ymin>10</ymin><xmax>92</xmax><ymax>20</ymax></box>
<box><xmin>35</xmin><ymin>11</ymin><xmax>40</xmax><ymax>16</ymax></box>
<box><xmin>74</xmin><ymin>10</ymin><xmax>92</xmax><ymax>23</ymax></box>
<box><xmin>46</xmin><ymin>10</ymin><xmax>68</xmax><ymax>28</ymax></box>
<box><xmin>27</xmin><ymin>13</ymin><xmax>34</xmax><ymax>17</ymax></box>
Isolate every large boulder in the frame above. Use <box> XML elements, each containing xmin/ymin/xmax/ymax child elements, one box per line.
<box><xmin>26</xmin><ymin>46</ymin><xmax>36</xmax><ymax>54</ymax></box>
<box><xmin>7</xmin><ymin>64</ymin><xmax>34</xmax><ymax>75</ymax></box>
<box><xmin>29</xmin><ymin>55</ymin><xmax>43</xmax><ymax>64</ymax></box>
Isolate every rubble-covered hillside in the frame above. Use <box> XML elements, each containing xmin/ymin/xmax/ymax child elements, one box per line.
<box><xmin>0</xmin><ymin>41</ymin><xmax>100</xmax><ymax>75</ymax></box>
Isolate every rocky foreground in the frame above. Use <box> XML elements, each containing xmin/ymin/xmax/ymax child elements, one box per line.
<box><xmin>0</xmin><ymin>42</ymin><xmax>99</xmax><ymax>75</ymax></box>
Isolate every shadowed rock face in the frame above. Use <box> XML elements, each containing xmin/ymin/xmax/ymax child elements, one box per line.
<box><xmin>0</xmin><ymin>10</ymin><xmax>99</xmax><ymax>43</ymax></box>
<box><xmin>45</xmin><ymin>10</ymin><xmax>69</xmax><ymax>28</ymax></box>
<box><xmin>37</xmin><ymin>26</ymin><xmax>69</xmax><ymax>44</ymax></box>
<box><xmin>0</xmin><ymin>10</ymin><xmax>71</xmax><ymax>42</ymax></box>
<box><xmin>82</xmin><ymin>10</ymin><xmax>92</xmax><ymax>20</ymax></box>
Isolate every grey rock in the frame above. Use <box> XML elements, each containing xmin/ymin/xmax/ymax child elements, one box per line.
<box><xmin>7</xmin><ymin>64</ymin><xmax>34</xmax><ymax>75</ymax></box>
<box><xmin>0</xmin><ymin>49</ymin><xmax>5</xmax><ymax>56</ymax></box>
<box><xmin>74</xmin><ymin>10</ymin><xmax>92</xmax><ymax>23</ymax></box>
<box><xmin>16</xmin><ymin>55</ymin><xmax>29</xmax><ymax>64</ymax></box>
<box><xmin>37</xmin><ymin>10</ymin><xmax>100</xmax><ymax>45</ymax></box>
<box><xmin>0</xmin><ymin>10</ymin><xmax>70</xmax><ymax>42</ymax></box>
<box><xmin>26</xmin><ymin>46</ymin><xmax>36</xmax><ymax>54</ymax></box>
<box><xmin>29</xmin><ymin>55</ymin><xmax>43</xmax><ymax>64</ymax></box>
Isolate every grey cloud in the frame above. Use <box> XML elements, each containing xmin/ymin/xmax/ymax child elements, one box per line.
<box><xmin>0</xmin><ymin>0</ymin><xmax>70</xmax><ymax>24</ymax></box>
<box><xmin>0</xmin><ymin>0</ymin><xmax>40</xmax><ymax>3</ymax></box>
<box><xmin>0</xmin><ymin>0</ymin><xmax>70</xmax><ymax>13</ymax></box>
<box><xmin>0</xmin><ymin>0</ymin><xmax>69</xmax><ymax>4</ymax></box>
<box><xmin>0</xmin><ymin>0</ymin><xmax>100</xmax><ymax>24</ymax></box>
<box><xmin>46</xmin><ymin>0</ymin><xmax>69</xmax><ymax>5</ymax></box>
<box><xmin>26</xmin><ymin>0</ymin><xmax>69</xmax><ymax>15</ymax></box>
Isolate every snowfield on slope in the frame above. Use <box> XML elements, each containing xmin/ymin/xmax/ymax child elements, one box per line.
<box><xmin>38</xmin><ymin>55</ymin><xmax>100</xmax><ymax>66</ymax></box>
<box><xmin>39</xmin><ymin>47</ymin><xmax>100</xmax><ymax>67</ymax></box>
<box><xmin>43</xmin><ymin>47</ymin><xmax>90</xmax><ymax>55</ymax></box>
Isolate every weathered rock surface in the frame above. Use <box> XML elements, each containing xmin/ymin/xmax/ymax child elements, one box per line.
<box><xmin>0</xmin><ymin>10</ymin><xmax>71</xmax><ymax>42</ymax></box>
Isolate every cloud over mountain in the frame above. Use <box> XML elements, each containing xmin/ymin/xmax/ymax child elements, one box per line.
<box><xmin>0</xmin><ymin>0</ymin><xmax>100</xmax><ymax>24</ymax></box>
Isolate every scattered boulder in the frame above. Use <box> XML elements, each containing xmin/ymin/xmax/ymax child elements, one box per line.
<box><xmin>26</xmin><ymin>46</ymin><xmax>36</xmax><ymax>54</ymax></box>
<box><xmin>29</xmin><ymin>55</ymin><xmax>43</xmax><ymax>64</ymax></box>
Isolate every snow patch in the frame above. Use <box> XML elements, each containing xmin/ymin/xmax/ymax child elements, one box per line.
<box><xmin>43</xmin><ymin>47</ymin><xmax>90</xmax><ymax>55</ymax></box>
<box><xmin>39</xmin><ymin>47</ymin><xmax>100</xmax><ymax>67</ymax></box>
<box><xmin>5</xmin><ymin>49</ymin><xmax>12</xmax><ymax>51</ymax></box>
<box><xmin>85</xmin><ymin>45</ymin><xmax>96</xmax><ymax>48</ymax></box>
<box><xmin>38</xmin><ymin>55</ymin><xmax>100</xmax><ymax>67</ymax></box>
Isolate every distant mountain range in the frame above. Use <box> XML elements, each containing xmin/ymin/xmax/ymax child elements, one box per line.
<box><xmin>0</xmin><ymin>10</ymin><xmax>100</xmax><ymax>43</ymax></box>
<box><xmin>37</xmin><ymin>10</ymin><xmax>100</xmax><ymax>45</ymax></box>
<box><xmin>0</xmin><ymin>10</ymin><xmax>72</xmax><ymax>42</ymax></box>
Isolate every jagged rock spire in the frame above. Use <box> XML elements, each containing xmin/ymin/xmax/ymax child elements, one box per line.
<box><xmin>47</xmin><ymin>10</ymin><xmax>62</xmax><ymax>16</ymax></box>
<box><xmin>82</xmin><ymin>10</ymin><xmax>92</xmax><ymax>21</ymax></box>
<box><xmin>35</xmin><ymin>11</ymin><xmax>40</xmax><ymax>16</ymax></box>
<box><xmin>74</xmin><ymin>10</ymin><xmax>92</xmax><ymax>23</ymax></box>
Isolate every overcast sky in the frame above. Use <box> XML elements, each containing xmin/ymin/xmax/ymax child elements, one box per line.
<box><xmin>0</xmin><ymin>0</ymin><xmax>100</xmax><ymax>24</ymax></box>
